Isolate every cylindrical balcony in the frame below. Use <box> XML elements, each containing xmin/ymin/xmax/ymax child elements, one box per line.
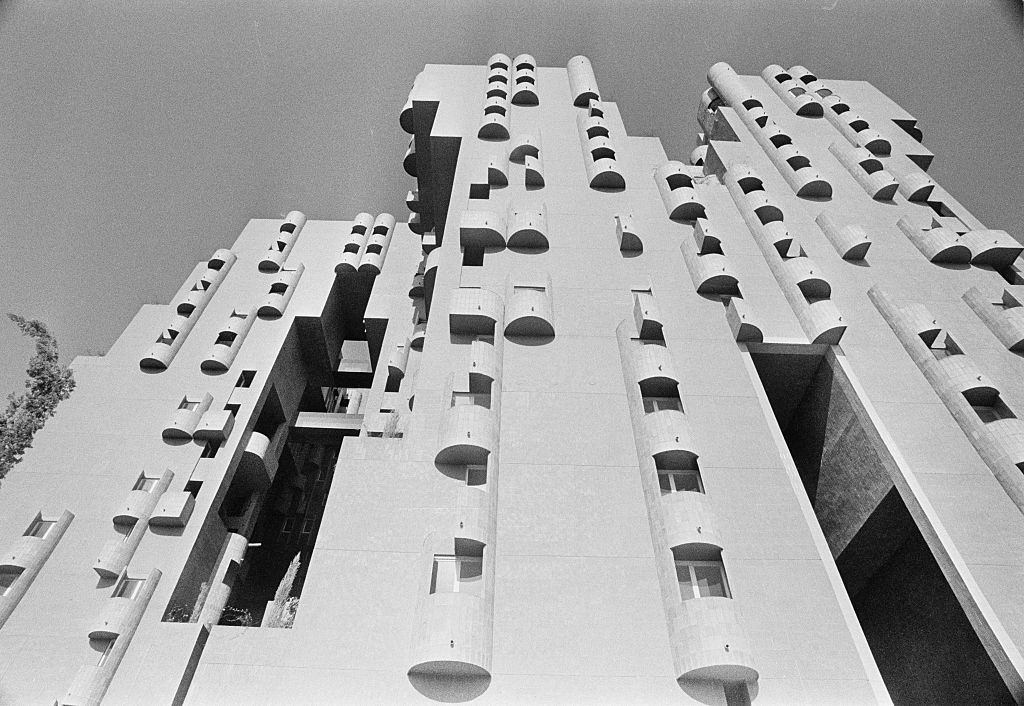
<box><xmin>0</xmin><ymin>535</ymin><xmax>47</xmax><ymax>570</ymax></box>
<box><xmin>507</xmin><ymin>205</ymin><xmax>548</xmax><ymax>250</ymax></box>
<box><xmin>692</xmin><ymin>254</ymin><xmax>739</xmax><ymax>295</ymax></box>
<box><xmin>88</xmin><ymin>597</ymin><xmax>135</xmax><ymax>640</ymax></box>
<box><xmin>644</xmin><ymin>410</ymin><xmax>699</xmax><ymax>462</ymax></box>
<box><xmin>669</xmin><ymin>596</ymin><xmax>759</xmax><ymax>683</ymax></box>
<box><xmin>449</xmin><ymin>288</ymin><xmax>503</xmax><ymax>336</ymax></box>
<box><xmin>436</xmin><ymin>405</ymin><xmax>496</xmax><ymax>466</ymax></box>
<box><xmin>509</xmin><ymin>133</ymin><xmax>539</xmax><ymax>163</ymax></box>
<box><xmin>258</xmin><ymin>264</ymin><xmax>305</xmax><ymax>318</ymax></box>
<box><xmin>962</xmin><ymin>229</ymin><xmax>1022</xmax><ymax>269</ymax></box>
<box><xmin>931</xmin><ymin>355</ymin><xmax>998</xmax><ymax>406</ymax></box>
<box><xmin>505</xmin><ymin>288</ymin><xmax>554</xmax><ymax>338</ymax></box>
<box><xmin>469</xmin><ymin>339</ymin><xmax>501</xmax><ymax>388</ymax></box>
<box><xmin>460</xmin><ymin>210</ymin><xmax>506</xmax><ymax>249</ymax></box>
<box><xmin>586</xmin><ymin>157</ymin><xmax>624</xmax><ymax>190</ymax></box>
<box><xmin>112</xmin><ymin>490</ymin><xmax>151</xmax><ymax>525</ymax></box>
<box><xmin>781</xmin><ymin>258</ymin><xmax>831</xmax><ymax>299</ymax></box>
<box><xmin>663</xmin><ymin>491</ymin><xmax>723</xmax><ymax>550</ymax></box>
<box><xmin>404</xmin><ymin>137</ymin><xmax>417</xmax><ymax>177</ymax></box>
<box><xmin>800</xmin><ymin>299</ymin><xmax>847</xmax><ymax>345</ymax></box>
<box><xmin>634</xmin><ymin>344</ymin><xmax>677</xmax><ymax>391</ymax></box>
<box><xmin>567</xmin><ymin>55</ymin><xmax>599</xmax><ymax>107</ymax></box>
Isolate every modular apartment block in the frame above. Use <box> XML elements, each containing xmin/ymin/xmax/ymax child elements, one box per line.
<box><xmin>1</xmin><ymin>55</ymin><xmax>1023</xmax><ymax>705</ymax></box>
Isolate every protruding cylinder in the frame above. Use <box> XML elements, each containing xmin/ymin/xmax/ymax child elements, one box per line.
<box><xmin>567</xmin><ymin>56</ymin><xmax>599</xmax><ymax>107</ymax></box>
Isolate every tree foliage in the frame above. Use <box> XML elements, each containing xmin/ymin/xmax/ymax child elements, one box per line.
<box><xmin>265</xmin><ymin>553</ymin><xmax>301</xmax><ymax>628</ymax></box>
<box><xmin>0</xmin><ymin>315</ymin><xmax>76</xmax><ymax>480</ymax></box>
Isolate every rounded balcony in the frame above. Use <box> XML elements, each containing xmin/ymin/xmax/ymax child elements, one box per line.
<box><xmin>664</xmin><ymin>187</ymin><xmax>705</xmax><ymax>222</ymax></box>
<box><xmin>932</xmin><ymin>356</ymin><xmax>998</xmax><ymax>406</ymax></box>
<box><xmin>93</xmin><ymin>538</ymin><xmax>131</xmax><ymax>579</ymax></box>
<box><xmin>504</xmin><ymin>289</ymin><xmax>554</xmax><ymax>338</ymax></box>
<box><xmin>855</xmin><ymin>128</ymin><xmax>890</xmax><ymax>155</ymax></box>
<box><xmin>436</xmin><ymin>405</ymin><xmax>496</xmax><ymax>466</ymax></box>
<box><xmin>408</xmin><ymin>589</ymin><xmax>492</xmax><ymax>700</ymax></box>
<box><xmin>791</xmin><ymin>169</ymin><xmax>832</xmax><ymax>198</ymax></box>
<box><xmin>980</xmin><ymin>418</ymin><xmax>1024</xmax><ymax>467</ymax></box>
<box><xmin>411</xmin><ymin>321</ymin><xmax>427</xmax><ymax>350</ymax></box>
<box><xmin>587</xmin><ymin>157</ymin><xmax>625</xmax><ymax>190</ymax></box>
<box><xmin>469</xmin><ymin>339</ymin><xmax>501</xmax><ymax>387</ymax></box>
<box><xmin>388</xmin><ymin>342</ymin><xmax>410</xmax><ymax>380</ymax></box>
<box><xmin>645</xmin><ymin>410</ymin><xmax>698</xmax><ymax>461</ymax></box>
<box><xmin>861</xmin><ymin>169</ymin><xmax>899</xmax><ymax>201</ymax></box>
<box><xmin>449</xmin><ymin>288</ymin><xmax>503</xmax><ymax>336</ymax></box>
<box><xmin>511</xmin><ymin>83</ymin><xmax>538</xmax><ymax>106</ymax></box>
<box><xmin>140</xmin><ymin>342</ymin><xmax>175</xmax><ymax>371</ymax></box>
<box><xmin>663</xmin><ymin>490</ymin><xmax>723</xmax><ymax>550</ymax></box>
<box><xmin>963</xmin><ymin>229</ymin><xmax>1022</xmax><ymax>269</ymax></box>
<box><xmin>0</xmin><ymin>535</ymin><xmax>46</xmax><ymax>571</ymax></box>
<box><xmin>208</xmin><ymin>248</ymin><xmax>236</xmax><ymax>272</ymax></box>
<box><xmin>746</xmin><ymin>192</ymin><xmax>783</xmax><ymax>225</ymax></box>
<box><xmin>460</xmin><ymin>210</ymin><xmax>506</xmax><ymax>249</ymax></box>
<box><xmin>259</xmin><ymin>247</ymin><xmax>288</xmax><ymax>273</ymax></box>
<box><xmin>162</xmin><ymin>406</ymin><xmax>203</xmax><ymax>440</ymax></box>
<box><xmin>177</xmin><ymin>287</ymin><xmax>211</xmax><ymax>316</ymax></box>
<box><xmin>400</xmin><ymin>96</ymin><xmax>415</xmax><ymax>135</ymax></box>
<box><xmin>335</xmin><ymin>249</ymin><xmax>361</xmax><ymax>273</ymax></box>
<box><xmin>525</xmin><ymin>154</ymin><xmax>545</xmax><ymax>187</ymax></box>
<box><xmin>508</xmin><ymin>207</ymin><xmax>548</xmax><ymax>250</ymax></box>
<box><xmin>669</xmin><ymin>596</ymin><xmax>758</xmax><ymax>684</ymax></box>
<box><xmin>897</xmin><ymin>171</ymin><xmax>935</xmax><ymax>202</ymax></box>
<box><xmin>404</xmin><ymin>137</ymin><xmax>417</xmax><ymax>177</ymax></box>
<box><xmin>567</xmin><ymin>55</ymin><xmax>599</xmax><ymax>106</ymax></box>
<box><xmin>634</xmin><ymin>342</ymin><xmax>677</xmax><ymax>388</ymax></box>
<box><xmin>88</xmin><ymin>597</ymin><xmax>135</xmax><ymax>640</ymax></box>
<box><xmin>488</xmin><ymin>53</ymin><xmax>511</xmax><ymax>70</ymax></box>
<box><xmin>112</xmin><ymin>490</ymin><xmax>150</xmax><ymax>525</ymax></box>
<box><xmin>801</xmin><ymin>299</ymin><xmax>846</xmax><ymax>345</ymax></box>
<box><xmin>478</xmin><ymin>112</ymin><xmax>510</xmax><ymax>141</ymax></box>
<box><xmin>693</xmin><ymin>254</ymin><xmax>738</xmax><ymax>295</ymax></box>
<box><xmin>689</xmin><ymin>145</ymin><xmax>707</xmax><ymax>167</ymax></box>
<box><xmin>781</xmin><ymin>258</ymin><xmax>831</xmax><ymax>299</ymax></box>
<box><xmin>509</xmin><ymin>133</ymin><xmax>539</xmax><ymax>163</ymax></box>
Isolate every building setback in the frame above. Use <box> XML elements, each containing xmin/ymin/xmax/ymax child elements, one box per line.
<box><xmin>0</xmin><ymin>55</ymin><xmax>1022</xmax><ymax>705</ymax></box>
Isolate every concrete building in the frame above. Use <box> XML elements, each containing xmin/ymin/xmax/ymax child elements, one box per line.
<box><xmin>0</xmin><ymin>55</ymin><xmax>1022</xmax><ymax>705</ymax></box>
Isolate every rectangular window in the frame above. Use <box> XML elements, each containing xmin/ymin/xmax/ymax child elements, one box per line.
<box><xmin>301</xmin><ymin>517</ymin><xmax>316</xmax><ymax>535</ymax></box>
<box><xmin>0</xmin><ymin>567</ymin><xmax>24</xmax><ymax>596</ymax></box>
<box><xmin>430</xmin><ymin>555</ymin><xmax>484</xmax><ymax>596</ymax></box>
<box><xmin>113</xmin><ymin>577</ymin><xmax>146</xmax><ymax>600</ymax></box>
<box><xmin>24</xmin><ymin>517</ymin><xmax>56</xmax><ymax>538</ymax></box>
<box><xmin>133</xmin><ymin>476</ymin><xmax>157</xmax><ymax>492</ymax></box>
<box><xmin>659</xmin><ymin>470</ymin><xmax>703</xmax><ymax>494</ymax></box>
<box><xmin>236</xmin><ymin>370</ymin><xmax>257</xmax><ymax>388</ymax></box>
<box><xmin>451</xmin><ymin>392</ymin><xmax>491</xmax><ymax>409</ymax></box>
<box><xmin>643</xmin><ymin>396</ymin><xmax>683</xmax><ymax>413</ymax></box>
<box><xmin>179</xmin><ymin>398</ymin><xmax>198</xmax><ymax>411</ymax></box>
<box><xmin>676</xmin><ymin>560</ymin><xmax>730</xmax><ymax>601</ymax></box>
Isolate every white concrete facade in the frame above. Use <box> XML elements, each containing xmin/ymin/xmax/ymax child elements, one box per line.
<box><xmin>0</xmin><ymin>56</ymin><xmax>1022</xmax><ymax>704</ymax></box>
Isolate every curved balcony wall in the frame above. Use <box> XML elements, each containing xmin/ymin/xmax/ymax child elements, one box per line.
<box><xmin>655</xmin><ymin>162</ymin><xmax>706</xmax><ymax>221</ymax></box>
<box><xmin>208</xmin><ymin>248</ymin><xmax>236</xmax><ymax>273</ymax></box>
<box><xmin>469</xmin><ymin>339</ymin><xmax>501</xmax><ymax>389</ymax></box>
<box><xmin>194</xmin><ymin>409</ymin><xmax>235</xmax><ymax>442</ymax></box>
<box><xmin>486</xmin><ymin>80</ymin><xmax>507</xmax><ymax>101</ymax></box>
<box><xmin>761</xmin><ymin>64</ymin><xmax>823</xmax><ymax>116</ymax></box>
<box><xmin>633</xmin><ymin>294</ymin><xmax>664</xmax><ymax>341</ymax></box>
<box><xmin>744</xmin><ymin>191</ymin><xmax>783</xmax><ymax>226</ymax></box>
<box><xmin>424</xmin><ymin>247</ymin><xmax>441</xmax><ymax>311</ymax></box>
<box><xmin>95</xmin><ymin>472</ymin><xmax>172</xmax><ymax>579</ymax></box>
<box><xmin>780</xmin><ymin>258</ymin><xmax>831</xmax><ymax>299</ymax></box>
<box><xmin>406</xmin><ymin>190</ymin><xmax>421</xmax><ymax>212</ymax></box>
<box><xmin>581</xmin><ymin>114</ymin><xmax>610</xmax><ymax>139</ymax></box>
<box><xmin>708</xmin><ymin>63</ymin><xmax>831</xmax><ymax>198</ymax></box>
<box><xmin>725</xmin><ymin>298</ymin><xmax>763</xmax><ymax>343</ymax></box>
<box><xmin>336</xmin><ymin>249</ymin><xmax>362</xmax><ymax>272</ymax></box>
<box><xmin>693</xmin><ymin>219</ymin><xmax>722</xmax><ymax>256</ymax></box>
<box><xmin>962</xmin><ymin>229</ymin><xmax>1022</xmax><ymax>268</ymax></box>
<box><xmin>141</xmin><ymin>313</ymin><xmax>196</xmax><ymax>370</ymax></box>
<box><xmin>161</xmin><ymin>393</ymin><xmax>213</xmax><ymax>440</ymax></box>
<box><xmin>505</xmin><ymin>286</ymin><xmax>554</xmax><ymax>338</ymax></box>
<box><xmin>358</xmin><ymin>214</ymin><xmax>396</xmax><ymax>274</ymax></box>
<box><xmin>259</xmin><ymin>210</ymin><xmax>305</xmax><ymax>273</ymax></box>
<box><xmin>511</xmin><ymin>55</ymin><xmax>538</xmax><ymax>105</ymax></box>
<box><xmin>0</xmin><ymin>510</ymin><xmax>74</xmax><ymax>629</ymax></box>
<box><xmin>487</xmin><ymin>62</ymin><xmax>510</xmax><ymax>84</ymax></box>
<box><xmin>980</xmin><ymin>418</ymin><xmax>1024</xmax><ymax>471</ymax></box>
<box><xmin>436</xmin><ymin>405</ymin><xmax>496</xmax><ymax>465</ymax></box>
<box><xmin>663</xmin><ymin>492</ymin><xmax>724</xmax><ymax>553</ymax></box>
<box><xmin>668</xmin><ymin>594</ymin><xmax>759</xmax><ymax>683</ymax></box>
<box><xmin>89</xmin><ymin>597</ymin><xmax>136</xmax><ymax>640</ymax></box>
<box><xmin>198</xmin><ymin>532</ymin><xmax>249</xmax><ymax>626</ymax></box>
<box><xmin>63</xmin><ymin>568</ymin><xmax>161</xmax><ymax>706</ymax></box>
<box><xmin>798</xmin><ymin>299</ymin><xmax>847</xmax><ymax>345</ymax></box>
<box><xmin>450</xmin><ymin>287</ymin><xmax>504</xmax><ymax>336</ymax></box>
<box><xmin>410</xmin><ymin>271</ymin><xmax>425</xmax><ymax>300</ymax></box>
<box><xmin>488</xmin><ymin>53</ymin><xmax>511</xmax><ymax>71</ymax></box>
<box><xmin>507</xmin><ymin>204</ymin><xmax>548</xmax><ymax>250</ymax></box>
<box><xmin>201</xmin><ymin>309</ymin><xmax>256</xmax><ymax>372</ymax></box>
<box><xmin>567</xmin><ymin>55</ymin><xmax>599</xmax><ymax>107</ymax></box>
<box><xmin>150</xmin><ymin>491</ymin><xmax>196</xmax><ymax>527</ymax></box>
<box><xmin>409</xmin><ymin>212</ymin><xmax>426</xmax><ymax>236</ymax></box>
<box><xmin>890</xmin><ymin>164</ymin><xmax>936</xmax><ymax>202</ymax></box>
<box><xmin>633</xmin><ymin>344</ymin><xmax>679</xmax><ymax>392</ymax></box>
<box><xmin>388</xmin><ymin>340</ymin><xmax>411</xmax><ymax>381</ymax></box>
<box><xmin>411</xmin><ymin>321</ymin><xmax>427</xmax><ymax>351</ymax></box>
<box><xmin>509</xmin><ymin>133</ymin><xmax>539</xmax><ymax>163</ymax></box>
<box><xmin>691</xmin><ymin>254</ymin><xmax>739</xmax><ymax>295</ymax></box>
<box><xmin>616</xmin><ymin>213</ymin><xmax>641</xmax><ymax>252</ymax></box>
<box><xmin>586</xmin><ymin>156</ymin><xmax>625</xmax><ymax>190</ymax></box>
<box><xmin>258</xmin><ymin>263</ymin><xmax>305</xmax><ymax>318</ymax></box>
<box><xmin>524</xmin><ymin>153</ymin><xmax>545</xmax><ymax>187</ymax></box>
<box><xmin>690</xmin><ymin>145</ymin><xmax>708</xmax><ymax>167</ymax></box>
<box><xmin>404</xmin><ymin>137</ymin><xmax>418</xmax><ymax>177</ymax></box>
<box><xmin>929</xmin><ymin>355</ymin><xmax>999</xmax><ymax>406</ymax></box>
<box><xmin>897</xmin><ymin>218</ymin><xmax>970</xmax><ymax>264</ymax></box>
<box><xmin>487</xmin><ymin>153</ymin><xmax>509</xmax><ymax>187</ymax></box>
<box><xmin>478</xmin><ymin>94</ymin><xmax>510</xmax><ymax>141</ymax></box>
<box><xmin>336</xmin><ymin>213</ymin><xmax>374</xmax><ymax>273</ymax></box>
<box><xmin>644</xmin><ymin>410</ymin><xmax>698</xmax><ymax>463</ymax></box>
<box><xmin>815</xmin><ymin>213</ymin><xmax>871</xmax><ymax>260</ymax></box>
<box><xmin>828</xmin><ymin>143</ymin><xmax>897</xmax><ymax>200</ymax></box>
<box><xmin>460</xmin><ymin>210</ymin><xmax>507</xmax><ymax>249</ymax></box>
<box><xmin>963</xmin><ymin>288</ymin><xmax>1024</xmax><ymax>352</ymax></box>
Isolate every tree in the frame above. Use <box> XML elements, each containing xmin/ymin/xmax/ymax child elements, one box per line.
<box><xmin>265</xmin><ymin>553</ymin><xmax>301</xmax><ymax>628</ymax></box>
<box><xmin>0</xmin><ymin>315</ymin><xmax>76</xmax><ymax>480</ymax></box>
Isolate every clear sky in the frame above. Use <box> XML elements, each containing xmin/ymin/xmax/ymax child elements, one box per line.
<box><xmin>1</xmin><ymin>0</ymin><xmax>1021</xmax><ymax>396</ymax></box>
